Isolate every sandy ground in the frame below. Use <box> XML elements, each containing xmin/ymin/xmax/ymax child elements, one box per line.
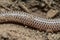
<box><xmin>0</xmin><ymin>24</ymin><xmax>60</xmax><ymax>40</ymax></box>
<box><xmin>0</xmin><ymin>0</ymin><xmax>60</xmax><ymax>40</ymax></box>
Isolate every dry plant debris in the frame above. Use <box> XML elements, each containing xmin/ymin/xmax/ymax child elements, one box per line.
<box><xmin>46</xmin><ymin>9</ymin><xmax>59</xmax><ymax>18</ymax></box>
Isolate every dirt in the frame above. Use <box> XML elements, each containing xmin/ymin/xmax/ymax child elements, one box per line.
<box><xmin>0</xmin><ymin>0</ymin><xmax>60</xmax><ymax>40</ymax></box>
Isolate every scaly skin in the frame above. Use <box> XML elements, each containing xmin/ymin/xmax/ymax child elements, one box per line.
<box><xmin>0</xmin><ymin>11</ymin><xmax>60</xmax><ymax>32</ymax></box>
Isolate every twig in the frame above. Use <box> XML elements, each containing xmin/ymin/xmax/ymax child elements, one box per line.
<box><xmin>18</xmin><ymin>2</ymin><xmax>30</xmax><ymax>13</ymax></box>
<box><xmin>0</xmin><ymin>4</ymin><xmax>11</xmax><ymax>11</ymax></box>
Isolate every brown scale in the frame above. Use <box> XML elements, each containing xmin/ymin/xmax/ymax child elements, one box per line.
<box><xmin>0</xmin><ymin>11</ymin><xmax>60</xmax><ymax>32</ymax></box>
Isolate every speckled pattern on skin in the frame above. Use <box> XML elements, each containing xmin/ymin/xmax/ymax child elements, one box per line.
<box><xmin>0</xmin><ymin>11</ymin><xmax>60</xmax><ymax>32</ymax></box>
